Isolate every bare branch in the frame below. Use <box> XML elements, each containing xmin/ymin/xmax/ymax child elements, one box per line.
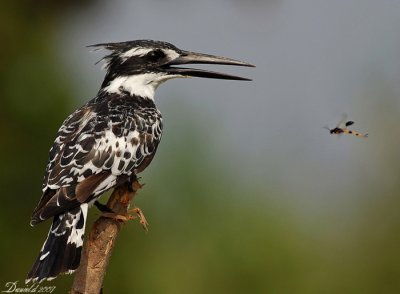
<box><xmin>70</xmin><ymin>179</ymin><xmax>143</xmax><ymax>294</ymax></box>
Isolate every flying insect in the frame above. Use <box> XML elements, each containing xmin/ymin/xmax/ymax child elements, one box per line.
<box><xmin>325</xmin><ymin>116</ymin><xmax>368</xmax><ymax>138</ymax></box>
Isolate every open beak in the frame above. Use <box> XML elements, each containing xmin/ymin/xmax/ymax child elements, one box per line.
<box><xmin>165</xmin><ymin>51</ymin><xmax>255</xmax><ymax>81</ymax></box>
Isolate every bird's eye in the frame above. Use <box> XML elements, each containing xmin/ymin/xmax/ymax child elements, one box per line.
<box><xmin>146</xmin><ymin>49</ymin><xmax>165</xmax><ymax>61</ymax></box>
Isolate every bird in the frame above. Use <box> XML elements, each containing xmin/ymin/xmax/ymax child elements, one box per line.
<box><xmin>26</xmin><ymin>39</ymin><xmax>254</xmax><ymax>283</ymax></box>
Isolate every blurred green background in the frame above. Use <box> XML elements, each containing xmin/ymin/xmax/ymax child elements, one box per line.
<box><xmin>1</xmin><ymin>0</ymin><xmax>400</xmax><ymax>293</ymax></box>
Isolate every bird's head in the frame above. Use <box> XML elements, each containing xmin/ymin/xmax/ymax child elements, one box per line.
<box><xmin>89</xmin><ymin>40</ymin><xmax>254</xmax><ymax>99</ymax></box>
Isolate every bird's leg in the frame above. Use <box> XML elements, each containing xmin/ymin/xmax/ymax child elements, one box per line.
<box><xmin>94</xmin><ymin>200</ymin><xmax>113</xmax><ymax>213</ymax></box>
<box><xmin>100</xmin><ymin>177</ymin><xmax>148</xmax><ymax>230</ymax></box>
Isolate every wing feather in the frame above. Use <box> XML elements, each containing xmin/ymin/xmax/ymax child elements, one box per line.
<box><xmin>31</xmin><ymin>95</ymin><xmax>163</xmax><ymax>225</ymax></box>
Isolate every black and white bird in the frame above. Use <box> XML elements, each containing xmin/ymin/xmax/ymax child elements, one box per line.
<box><xmin>26</xmin><ymin>40</ymin><xmax>254</xmax><ymax>282</ymax></box>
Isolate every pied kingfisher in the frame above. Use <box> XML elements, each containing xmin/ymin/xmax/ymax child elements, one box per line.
<box><xmin>27</xmin><ymin>39</ymin><xmax>254</xmax><ymax>282</ymax></box>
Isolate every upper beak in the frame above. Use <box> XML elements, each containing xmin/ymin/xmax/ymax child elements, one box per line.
<box><xmin>165</xmin><ymin>51</ymin><xmax>255</xmax><ymax>81</ymax></box>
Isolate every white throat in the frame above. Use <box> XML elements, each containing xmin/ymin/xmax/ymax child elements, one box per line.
<box><xmin>103</xmin><ymin>73</ymin><xmax>180</xmax><ymax>100</ymax></box>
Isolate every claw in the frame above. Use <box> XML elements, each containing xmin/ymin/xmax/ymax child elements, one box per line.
<box><xmin>101</xmin><ymin>206</ymin><xmax>149</xmax><ymax>231</ymax></box>
<box><xmin>129</xmin><ymin>207</ymin><xmax>149</xmax><ymax>231</ymax></box>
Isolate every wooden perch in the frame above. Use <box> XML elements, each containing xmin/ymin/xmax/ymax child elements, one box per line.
<box><xmin>70</xmin><ymin>179</ymin><xmax>145</xmax><ymax>294</ymax></box>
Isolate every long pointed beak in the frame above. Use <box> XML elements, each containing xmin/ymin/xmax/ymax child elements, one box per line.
<box><xmin>165</xmin><ymin>51</ymin><xmax>255</xmax><ymax>81</ymax></box>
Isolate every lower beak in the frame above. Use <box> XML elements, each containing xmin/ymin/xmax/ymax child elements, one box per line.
<box><xmin>165</xmin><ymin>51</ymin><xmax>255</xmax><ymax>81</ymax></box>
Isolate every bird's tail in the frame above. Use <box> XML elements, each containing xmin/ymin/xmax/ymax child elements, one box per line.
<box><xmin>26</xmin><ymin>203</ymin><xmax>88</xmax><ymax>283</ymax></box>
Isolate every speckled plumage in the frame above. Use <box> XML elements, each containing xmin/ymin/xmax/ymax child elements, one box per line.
<box><xmin>27</xmin><ymin>68</ymin><xmax>165</xmax><ymax>284</ymax></box>
<box><xmin>31</xmin><ymin>93</ymin><xmax>162</xmax><ymax>225</ymax></box>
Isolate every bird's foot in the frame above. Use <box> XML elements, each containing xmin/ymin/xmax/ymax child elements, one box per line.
<box><xmin>101</xmin><ymin>212</ymin><xmax>131</xmax><ymax>222</ymax></box>
<box><xmin>101</xmin><ymin>207</ymin><xmax>149</xmax><ymax>231</ymax></box>
<box><xmin>128</xmin><ymin>207</ymin><xmax>149</xmax><ymax>231</ymax></box>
